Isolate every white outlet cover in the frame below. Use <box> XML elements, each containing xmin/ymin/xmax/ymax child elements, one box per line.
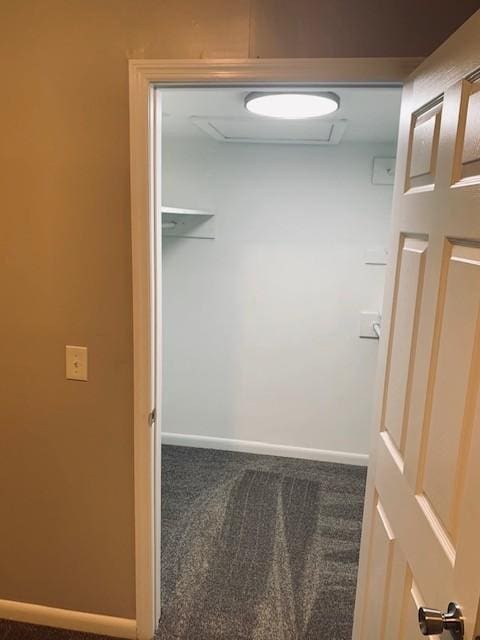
<box><xmin>372</xmin><ymin>157</ymin><xmax>396</xmax><ymax>185</ymax></box>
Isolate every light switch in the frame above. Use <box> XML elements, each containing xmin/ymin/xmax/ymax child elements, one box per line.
<box><xmin>66</xmin><ymin>345</ymin><xmax>88</xmax><ymax>381</ymax></box>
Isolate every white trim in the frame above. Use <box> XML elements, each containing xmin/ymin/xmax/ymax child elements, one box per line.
<box><xmin>162</xmin><ymin>432</ymin><xmax>369</xmax><ymax>467</ymax></box>
<box><xmin>129</xmin><ymin>62</ymin><xmax>155</xmax><ymax>640</ymax></box>
<box><xmin>130</xmin><ymin>57</ymin><xmax>422</xmax><ymax>85</ymax></box>
<box><xmin>129</xmin><ymin>57</ymin><xmax>414</xmax><ymax>640</ymax></box>
<box><xmin>152</xmin><ymin>88</ymin><xmax>163</xmax><ymax>628</ymax></box>
<box><xmin>0</xmin><ymin>600</ymin><xmax>136</xmax><ymax>639</ymax></box>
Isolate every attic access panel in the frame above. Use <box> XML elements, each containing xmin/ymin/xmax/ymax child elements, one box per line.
<box><xmin>191</xmin><ymin>116</ymin><xmax>348</xmax><ymax>145</ymax></box>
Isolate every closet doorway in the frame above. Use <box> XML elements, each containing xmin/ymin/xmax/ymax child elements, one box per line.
<box><xmin>156</xmin><ymin>83</ymin><xmax>400</xmax><ymax>640</ymax></box>
<box><xmin>128</xmin><ymin>58</ymin><xmax>416</xmax><ymax>639</ymax></box>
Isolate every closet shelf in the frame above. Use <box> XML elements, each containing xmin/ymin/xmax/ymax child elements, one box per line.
<box><xmin>161</xmin><ymin>206</ymin><xmax>215</xmax><ymax>239</ymax></box>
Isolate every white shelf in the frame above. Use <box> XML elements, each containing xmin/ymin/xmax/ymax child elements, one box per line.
<box><xmin>161</xmin><ymin>206</ymin><xmax>215</xmax><ymax>239</ymax></box>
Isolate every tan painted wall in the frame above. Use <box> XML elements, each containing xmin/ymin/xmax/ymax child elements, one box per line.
<box><xmin>0</xmin><ymin>0</ymin><xmax>477</xmax><ymax>621</ymax></box>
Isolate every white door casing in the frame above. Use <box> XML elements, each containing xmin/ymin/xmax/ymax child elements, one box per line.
<box><xmin>353</xmin><ymin>11</ymin><xmax>480</xmax><ymax>640</ymax></box>
<box><xmin>152</xmin><ymin>88</ymin><xmax>163</xmax><ymax>628</ymax></box>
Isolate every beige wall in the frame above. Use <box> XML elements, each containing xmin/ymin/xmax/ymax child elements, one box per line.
<box><xmin>0</xmin><ymin>0</ymin><xmax>477</xmax><ymax>621</ymax></box>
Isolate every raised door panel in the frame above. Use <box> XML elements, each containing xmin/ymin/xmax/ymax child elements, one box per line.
<box><xmin>405</xmin><ymin>102</ymin><xmax>442</xmax><ymax>191</ymax></box>
<box><xmin>453</xmin><ymin>76</ymin><xmax>480</xmax><ymax>185</ymax></box>
<box><xmin>404</xmin><ymin>581</ymin><xmax>441</xmax><ymax>640</ymax></box>
<box><xmin>383</xmin><ymin>547</ymin><xmax>418</xmax><ymax>640</ymax></box>
<box><xmin>376</xmin><ymin>435</ymin><xmax>453</xmax><ymax>602</ymax></box>
<box><xmin>360</xmin><ymin>501</ymin><xmax>442</xmax><ymax>640</ymax></box>
<box><xmin>360</xmin><ymin>500</ymin><xmax>395</xmax><ymax>640</ymax></box>
<box><xmin>383</xmin><ymin>237</ymin><xmax>428</xmax><ymax>463</ymax></box>
<box><xmin>419</xmin><ymin>242</ymin><xmax>480</xmax><ymax>546</ymax></box>
<box><xmin>462</xmin><ymin>89</ymin><xmax>480</xmax><ymax>165</ymax></box>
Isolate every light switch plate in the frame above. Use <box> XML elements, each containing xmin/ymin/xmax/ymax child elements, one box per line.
<box><xmin>359</xmin><ymin>312</ymin><xmax>381</xmax><ymax>339</ymax></box>
<box><xmin>66</xmin><ymin>345</ymin><xmax>88</xmax><ymax>381</ymax></box>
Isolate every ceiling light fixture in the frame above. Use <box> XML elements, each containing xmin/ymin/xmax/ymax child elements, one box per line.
<box><xmin>245</xmin><ymin>92</ymin><xmax>339</xmax><ymax>119</ymax></box>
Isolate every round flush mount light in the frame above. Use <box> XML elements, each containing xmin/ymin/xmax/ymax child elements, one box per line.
<box><xmin>244</xmin><ymin>92</ymin><xmax>339</xmax><ymax>119</ymax></box>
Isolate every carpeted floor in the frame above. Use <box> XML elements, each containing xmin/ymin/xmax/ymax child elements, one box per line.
<box><xmin>156</xmin><ymin>445</ymin><xmax>367</xmax><ymax>640</ymax></box>
<box><xmin>0</xmin><ymin>622</ymin><xmax>116</xmax><ymax>640</ymax></box>
<box><xmin>0</xmin><ymin>446</ymin><xmax>366</xmax><ymax>640</ymax></box>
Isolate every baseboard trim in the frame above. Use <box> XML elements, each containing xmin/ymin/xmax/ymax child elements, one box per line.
<box><xmin>0</xmin><ymin>599</ymin><xmax>137</xmax><ymax>639</ymax></box>
<box><xmin>162</xmin><ymin>432</ymin><xmax>369</xmax><ymax>466</ymax></box>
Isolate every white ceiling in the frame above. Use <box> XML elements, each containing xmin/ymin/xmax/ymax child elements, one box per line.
<box><xmin>161</xmin><ymin>86</ymin><xmax>402</xmax><ymax>145</ymax></box>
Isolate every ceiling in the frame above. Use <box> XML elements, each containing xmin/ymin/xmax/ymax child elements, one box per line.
<box><xmin>162</xmin><ymin>87</ymin><xmax>402</xmax><ymax>145</ymax></box>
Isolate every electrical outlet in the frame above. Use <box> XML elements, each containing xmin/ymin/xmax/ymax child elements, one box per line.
<box><xmin>66</xmin><ymin>345</ymin><xmax>88</xmax><ymax>381</ymax></box>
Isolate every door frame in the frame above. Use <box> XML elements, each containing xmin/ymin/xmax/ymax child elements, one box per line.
<box><xmin>128</xmin><ymin>56</ymin><xmax>422</xmax><ymax>640</ymax></box>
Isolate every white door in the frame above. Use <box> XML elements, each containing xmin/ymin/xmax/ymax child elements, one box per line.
<box><xmin>353</xmin><ymin>11</ymin><xmax>480</xmax><ymax>640</ymax></box>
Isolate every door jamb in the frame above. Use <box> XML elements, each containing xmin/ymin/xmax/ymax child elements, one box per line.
<box><xmin>128</xmin><ymin>56</ymin><xmax>421</xmax><ymax>640</ymax></box>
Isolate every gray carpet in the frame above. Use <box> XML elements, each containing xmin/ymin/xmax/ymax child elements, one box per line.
<box><xmin>156</xmin><ymin>445</ymin><xmax>366</xmax><ymax>640</ymax></box>
<box><xmin>0</xmin><ymin>445</ymin><xmax>366</xmax><ymax>640</ymax></box>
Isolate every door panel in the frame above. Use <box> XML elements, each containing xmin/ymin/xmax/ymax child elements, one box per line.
<box><xmin>384</xmin><ymin>544</ymin><xmax>409</xmax><ymax>640</ymax></box>
<box><xmin>353</xmin><ymin>10</ymin><xmax>480</xmax><ymax>640</ymax></box>
<box><xmin>421</xmin><ymin>242</ymin><xmax>480</xmax><ymax>542</ymax></box>
<box><xmin>408</xmin><ymin>581</ymin><xmax>441</xmax><ymax>640</ymax></box>
<box><xmin>453</xmin><ymin>77</ymin><xmax>480</xmax><ymax>185</ymax></box>
<box><xmin>383</xmin><ymin>236</ymin><xmax>428</xmax><ymax>459</ymax></box>
<box><xmin>406</xmin><ymin>102</ymin><xmax>442</xmax><ymax>191</ymax></box>
<box><xmin>360</xmin><ymin>500</ymin><xmax>395</xmax><ymax>640</ymax></box>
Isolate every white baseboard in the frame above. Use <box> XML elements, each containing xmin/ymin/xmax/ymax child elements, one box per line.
<box><xmin>161</xmin><ymin>432</ymin><xmax>369</xmax><ymax>466</ymax></box>
<box><xmin>0</xmin><ymin>599</ymin><xmax>137</xmax><ymax>639</ymax></box>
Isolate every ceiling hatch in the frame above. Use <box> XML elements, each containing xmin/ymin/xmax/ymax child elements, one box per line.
<box><xmin>190</xmin><ymin>116</ymin><xmax>348</xmax><ymax>145</ymax></box>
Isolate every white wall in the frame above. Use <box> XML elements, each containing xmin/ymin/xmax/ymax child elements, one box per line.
<box><xmin>161</xmin><ymin>135</ymin><xmax>395</xmax><ymax>459</ymax></box>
